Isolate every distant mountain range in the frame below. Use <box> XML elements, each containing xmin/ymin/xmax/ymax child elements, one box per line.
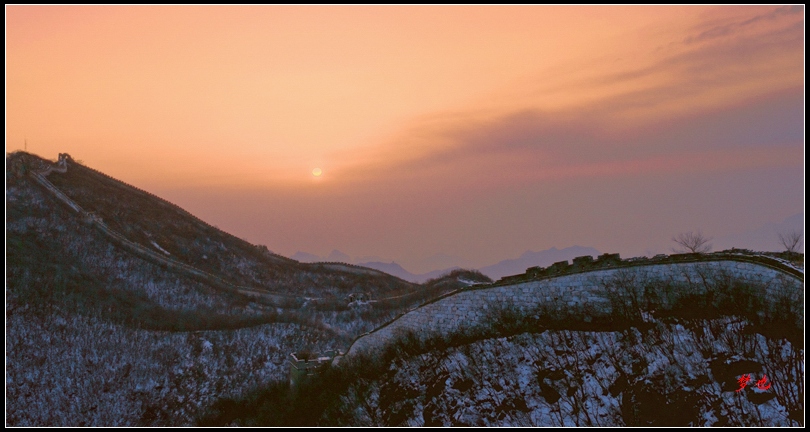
<box><xmin>355</xmin><ymin>262</ymin><xmax>461</xmax><ymax>284</ymax></box>
<box><xmin>291</xmin><ymin>251</ymin><xmax>321</xmax><ymax>262</ymax></box>
<box><xmin>291</xmin><ymin>211</ymin><xmax>806</xmax><ymax>283</ymax></box>
<box><xmin>290</xmin><ymin>245</ymin><xmax>601</xmax><ymax>283</ymax></box>
<box><xmin>291</xmin><ymin>250</ymin><xmax>353</xmax><ymax>263</ymax></box>
<box><xmin>289</xmin><ymin>250</ymin><xmax>459</xmax><ymax>283</ymax></box>
<box><xmin>478</xmin><ymin>246</ymin><xmax>601</xmax><ymax>280</ymax></box>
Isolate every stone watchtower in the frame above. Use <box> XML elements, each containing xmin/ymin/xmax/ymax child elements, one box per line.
<box><xmin>288</xmin><ymin>349</ymin><xmax>343</xmax><ymax>389</ymax></box>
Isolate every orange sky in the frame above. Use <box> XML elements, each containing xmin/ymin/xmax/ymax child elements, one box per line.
<box><xmin>6</xmin><ymin>6</ymin><xmax>805</xmax><ymax>272</ymax></box>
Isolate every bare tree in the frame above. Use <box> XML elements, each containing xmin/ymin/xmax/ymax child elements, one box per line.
<box><xmin>778</xmin><ymin>229</ymin><xmax>803</xmax><ymax>254</ymax></box>
<box><xmin>671</xmin><ymin>230</ymin><xmax>712</xmax><ymax>254</ymax></box>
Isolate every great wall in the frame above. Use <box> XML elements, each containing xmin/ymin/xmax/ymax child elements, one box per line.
<box><xmin>15</xmin><ymin>153</ymin><xmax>805</xmax><ymax>370</ymax></box>
<box><xmin>25</xmin><ymin>154</ymin><xmax>310</xmax><ymax>307</ymax></box>
<box><xmin>336</xmin><ymin>254</ymin><xmax>803</xmax><ymax>361</ymax></box>
<box><xmin>18</xmin><ymin>153</ymin><xmax>356</xmax><ymax>307</ymax></box>
<box><xmin>17</xmin><ymin>153</ymin><xmax>432</xmax><ymax>310</ymax></box>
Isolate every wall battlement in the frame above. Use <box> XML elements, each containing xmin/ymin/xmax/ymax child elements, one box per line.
<box><xmin>497</xmin><ymin>252</ymin><xmax>802</xmax><ymax>284</ymax></box>
<box><xmin>288</xmin><ymin>350</ymin><xmax>343</xmax><ymax>389</ymax></box>
<box><xmin>19</xmin><ymin>152</ymin><xmax>805</xmax><ymax>359</ymax></box>
<box><xmin>338</xmin><ymin>256</ymin><xmax>803</xmax><ymax>362</ymax></box>
<box><xmin>25</xmin><ymin>154</ymin><xmax>316</xmax><ymax>308</ymax></box>
<box><xmin>20</xmin><ymin>152</ymin><xmax>424</xmax><ymax>310</ymax></box>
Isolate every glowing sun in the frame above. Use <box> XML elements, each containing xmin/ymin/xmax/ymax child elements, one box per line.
<box><xmin>312</xmin><ymin>167</ymin><xmax>322</xmax><ymax>177</ymax></box>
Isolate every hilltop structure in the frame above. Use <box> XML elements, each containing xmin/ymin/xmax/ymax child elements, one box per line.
<box><xmin>288</xmin><ymin>349</ymin><xmax>343</xmax><ymax>389</ymax></box>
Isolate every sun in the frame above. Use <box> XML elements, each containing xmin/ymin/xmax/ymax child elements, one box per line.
<box><xmin>312</xmin><ymin>167</ymin><xmax>322</xmax><ymax>177</ymax></box>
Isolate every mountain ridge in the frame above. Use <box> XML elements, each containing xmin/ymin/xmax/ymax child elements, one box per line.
<box><xmin>288</xmin><ymin>246</ymin><xmax>606</xmax><ymax>284</ymax></box>
<box><xmin>9</xmin><ymin>152</ymin><xmax>420</xmax><ymax>303</ymax></box>
<box><xmin>6</xmin><ymin>151</ymin><xmax>803</xmax><ymax>426</ymax></box>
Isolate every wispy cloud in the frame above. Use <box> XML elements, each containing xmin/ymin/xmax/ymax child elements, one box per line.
<box><xmin>684</xmin><ymin>5</ymin><xmax>803</xmax><ymax>44</ymax></box>
<box><xmin>331</xmin><ymin>6</ymin><xmax>803</xmax><ymax>193</ymax></box>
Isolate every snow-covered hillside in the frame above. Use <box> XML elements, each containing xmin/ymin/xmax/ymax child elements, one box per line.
<box><xmin>6</xmin><ymin>152</ymin><xmax>804</xmax><ymax>426</ymax></box>
<box><xmin>332</xmin><ymin>317</ymin><xmax>803</xmax><ymax>426</ymax></box>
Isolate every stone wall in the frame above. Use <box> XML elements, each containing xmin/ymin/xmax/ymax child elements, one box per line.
<box><xmin>22</xmin><ymin>152</ymin><xmax>806</xmax><ymax>349</ymax></box>
<box><xmin>342</xmin><ymin>260</ymin><xmax>803</xmax><ymax>359</ymax></box>
<box><xmin>57</xmin><ymin>153</ymin><xmax>297</xmax><ymax>266</ymax></box>
<box><xmin>26</xmin><ymin>152</ymin><xmax>419</xmax><ymax>309</ymax></box>
<box><xmin>28</xmin><ymin>158</ymin><xmax>306</xmax><ymax>308</ymax></box>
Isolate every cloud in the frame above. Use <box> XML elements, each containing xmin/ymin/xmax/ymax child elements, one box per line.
<box><xmin>329</xmin><ymin>6</ymin><xmax>803</xmax><ymax>192</ymax></box>
<box><xmin>684</xmin><ymin>5</ymin><xmax>803</xmax><ymax>44</ymax></box>
<box><xmin>399</xmin><ymin>91</ymin><xmax>802</xmax><ymax>182</ymax></box>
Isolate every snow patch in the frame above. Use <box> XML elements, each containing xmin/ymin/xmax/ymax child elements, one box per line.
<box><xmin>458</xmin><ymin>278</ymin><xmax>485</xmax><ymax>286</ymax></box>
<box><xmin>150</xmin><ymin>240</ymin><xmax>171</xmax><ymax>256</ymax></box>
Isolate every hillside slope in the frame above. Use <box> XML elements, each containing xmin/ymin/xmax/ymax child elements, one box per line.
<box><xmin>331</xmin><ymin>318</ymin><xmax>803</xmax><ymax>426</ymax></box>
<box><xmin>6</xmin><ymin>151</ymin><xmax>802</xmax><ymax>427</ymax></box>
<box><xmin>9</xmin><ymin>152</ymin><xmax>419</xmax><ymax>301</ymax></box>
<box><xmin>4</xmin><ymin>151</ymin><xmax>453</xmax><ymax>426</ymax></box>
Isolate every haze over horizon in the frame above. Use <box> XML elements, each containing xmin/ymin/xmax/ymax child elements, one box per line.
<box><xmin>6</xmin><ymin>6</ymin><xmax>804</xmax><ymax>274</ymax></box>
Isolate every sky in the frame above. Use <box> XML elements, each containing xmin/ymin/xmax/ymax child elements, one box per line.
<box><xmin>6</xmin><ymin>6</ymin><xmax>805</xmax><ymax>273</ymax></box>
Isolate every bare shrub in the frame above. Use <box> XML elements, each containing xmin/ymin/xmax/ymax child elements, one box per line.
<box><xmin>671</xmin><ymin>230</ymin><xmax>712</xmax><ymax>254</ymax></box>
<box><xmin>601</xmin><ymin>270</ymin><xmax>644</xmax><ymax>322</ymax></box>
<box><xmin>778</xmin><ymin>229</ymin><xmax>803</xmax><ymax>254</ymax></box>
